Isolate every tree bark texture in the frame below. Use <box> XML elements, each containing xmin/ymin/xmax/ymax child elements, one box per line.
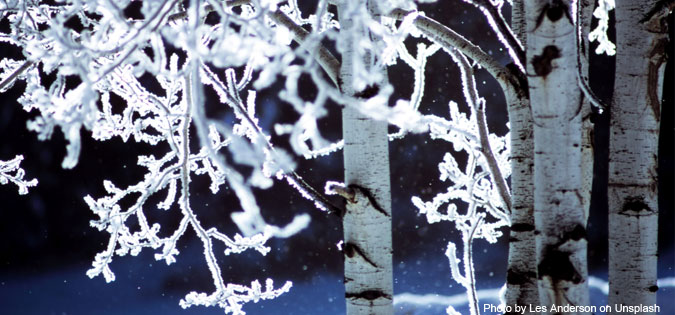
<box><xmin>338</xmin><ymin>1</ymin><xmax>394</xmax><ymax>314</ymax></box>
<box><xmin>504</xmin><ymin>91</ymin><xmax>539</xmax><ymax>313</ymax></box>
<box><xmin>504</xmin><ymin>1</ymin><xmax>538</xmax><ymax>309</ymax></box>
<box><xmin>608</xmin><ymin>0</ymin><xmax>667</xmax><ymax>309</ymax></box>
<box><xmin>525</xmin><ymin>0</ymin><xmax>589</xmax><ymax>312</ymax></box>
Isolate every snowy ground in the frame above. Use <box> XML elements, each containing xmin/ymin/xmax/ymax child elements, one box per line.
<box><xmin>1</xmin><ymin>250</ymin><xmax>673</xmax><ymax>315</ymax></box>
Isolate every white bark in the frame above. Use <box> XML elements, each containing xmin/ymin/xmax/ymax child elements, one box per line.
<box><xmin>338</xmin><ymin>1</ymin><xmax>393</xmax><ymax>314</ymax></box>
<box><xmin>504</xmin><ymin>1</ymin><xmax>538</xmax><ymax>311</ymax></box>
<box><xmin>608</xmin><ymin>0</ymin><xmax>667</xmax><ymax>308</ymax></box>
<box><xmin>525</xmin><ymin>1</ymin><xmax>589</xmax><ymax>312</ymax></box>
<box><xmin>511</xmin><ymin>0</ymin><xmax>526</xmax><ymax>46</ymax></box>
<box><xmin>504</xmin><ymin>91</ymin><xmax>538</xmax><ymax>311</ymax></box>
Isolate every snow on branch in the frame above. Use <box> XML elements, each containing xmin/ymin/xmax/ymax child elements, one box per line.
<box><xmin>447</xmin><ymin>48</ymin><xmax>512</xmax><ymax>213</ymax></box>
<box><xmin>0</xmin><ymin>0</ymin><xmax>332</xmax><ymax>312</ymax></box>
<box><xmin>0</xmin><ymin>155</ymin><xmax>38</xmax><ymax>195</ymax></box>
<box><xmin>411</xmin><ymin>95</ymin><xmax>511</xmax><ymax>312</ymax></box>
<box><xmin>410</xmin><ymin>29</ymin><xmax>511</xmax><ymax>315</ymax></box>
<box><xmin>461</xmin><ymin>0</ymin><xmax>525</xmax><ymax>70</ymax></box>
<box><xmin>388</xmin><ymin>8</ymin><xmax>518</xmax><ymax>94</ymax></box>
<box><xmin>588</xmin><ymin>0</ymin><xmax>616</xmax><ymax>56</ymax></box>
<box><xmin>1</xmin><ymin>0</ymin><xmax>519</xmax><ymax>313</ymax></box>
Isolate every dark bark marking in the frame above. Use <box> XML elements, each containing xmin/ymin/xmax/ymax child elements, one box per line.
<box><xmin>564</xmin><ymin>224</ymin><xmax>587</xmax><ymax>242</ymax></box>
<box><xmin>647</xmin><ymin>37</ymin><xmax>667</xmax><ymax>118</ymax></box>
<box><xmin>531</xmin><ymin>46</ymin><xmax>561</xmax><ymax>78</ymax></box>
<box><xmin>511</xmin><ymin>223</ymin><xmax>535</xmax><ymax>232</ymax></box>
<box><xmin>538</xmin><ymin>248</ymin><xmax>582</xmax><ymax>284</ymax></box>
<box><xmin>589</xmin><ymin>110</ymin><xmax>598</xmax><ymax>124</ymax></box>
<box><xmin>648</xmin><ymin>285</ymin><xmax>659</xmax><ymax>292</ymax></box>
<box><xmin>622</xmin><ymin>196</ymin><xmax>652</xmax><ymax>213</ymax></box>
<box><xmin>507</xmin><ymin>268</ymin><xmax>537</xmax><ymax>285</ymax></box>
<box><xmin>349</xmin><ymin>184</ymin><xmax>390</xmax><ymax>217</ymax></box>
<box><xmin>354</xmin><ymin>84</ymin><xmax>379</xmax><ymax>99</ymax></box>
<box><xmin>345</xmin><ymin>290</ymin><xmax>392</xmax><ymax>301</ymax></box>
<box><xmin>344</xmin><ymin>242</ymin><xmax>378</xmax><ymax>268</ymax></box>
<box><xmin>534</xmin><ymin>0</ymin><xmax>574</xmax><ymax>30</ymax></box>
<box><xmin>337</xmin><ymin>76</ymin><xmax>344</xmax><ymax>93</ymax></box>
<box><xmin>506</xmin><ymin>62</ymin><xmax>529</xmax><ymax>98</ymax></box>
<box><xmin>546</xmin><ymin>0</ymin><xmax>568</xmax><ymax>22</ymax></box>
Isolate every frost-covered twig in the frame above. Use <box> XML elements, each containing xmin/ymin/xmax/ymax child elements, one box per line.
<box><xmin>448</xmin><ymin>48</ymin><xmax>512</xmax><ymax>213</ymax></box>
<box><xmin>462</xmin><ymin>0</ymin><xmax>526</xmax><ymax>70</ymax></box>
<box><xmin>577</xmin><ymin>0</ymin><xmax>610</xmax><ymax>112</ymax></box>
<box><xmin>200</xmin><ymin>62</ymin><xmax>344</xmax><ymax>215</ymax></box>
<box><xmin>169</xmin><ymin>1</ymin><xmax>340</xmax><ymax>86</ymax></box>
<box><xmin>266</xmin><ymin>9</ymin><xmax>340</xmax><ymax>86</ymax></box>
<box><xmin>179</xmin><ymin>66</ymin><xmax>294</xmax><ymax>313</ymax></box>
<box><xmin>389</xmin><ymin>9</ymin><xmax>521</xmax><ymax>95</ymax></box>
<box><xmin>0</xmin><ymin>60</ymin><xmax>33</xmax><ymax>92</ymax></box>
<box><xmin>446</xmin><ymin>215</ymin><xmax>484</xmax><ymax>315</ymax></box>
<box><xmin>411</xmin><ymin>42</ymin><xmax>510</xmax><ymax>314</ymax></box>
<box><xmin>588</xmin><ymin>0</ymin><xmax>616</xmax><ymax>56</ymax></box>
<box><xmin>0</xmin><ymin>155</ymin><xmax>37</xmax><ymax>195</ymax></box>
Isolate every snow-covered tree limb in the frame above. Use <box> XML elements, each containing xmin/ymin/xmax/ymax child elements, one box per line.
<box><xmin>461</xmin><ymin>0</ymin><xmax>526</xmax><ymax>71</ymax></box>
<box><xmin>0</xmin><ymin>155</ymin><xmax>38</xmax><ymax>195</ymax></box>
<box><xmin>448</xmin><ymin>48</ymin><xmax>512</xmax><ymax>213</ymax></box>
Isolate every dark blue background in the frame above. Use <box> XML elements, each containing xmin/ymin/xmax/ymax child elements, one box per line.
<box><xmin>0</xmin><ymin>2</ymin><xmax>673</xmax><ymax>314</ymax></box>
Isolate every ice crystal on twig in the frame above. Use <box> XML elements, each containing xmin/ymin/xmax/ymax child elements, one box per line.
<box><xmin>0</xmin><ymin>155</ymin><xmax>37</xmax><ymax>195</ymax></box>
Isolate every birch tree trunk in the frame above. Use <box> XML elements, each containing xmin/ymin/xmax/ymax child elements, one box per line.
<box><xmin>338</xmin><ymin>1</ymin><xmax>394</xmax><ymax>314</ymax></box>
<box><xmin>504</xmin><ymin>84</ymin><xmax>538</xmax><ymax>313</ymax></box>
<box><xmin>525</xmin><ymin>0</ymin><xmax>589</xmax><ymax>311</ymax></box>
<box><xmin>608</xmin><ymin>1</ymin><xmax>668</xmax><ymax>308</ymax></box>
<box><xmin>504</xmin><ymin>1</ymin><xmax>539</xmax><ymax>311</ymax></box>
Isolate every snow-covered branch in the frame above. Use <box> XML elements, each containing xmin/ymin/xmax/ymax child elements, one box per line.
<box><xmin>0</xmin><ymin>155</ymin><xmax>37</xmax><ymax>195</ymax></box>
<box><xmin>389</xmin><ymin>8</ymin><xmax>522</xmax><ymax>95</ymax></box>
<box><xmin>447</xmin><ymin>48</ymin><xmax>512</xmax><ymax>213</ymax></box>
<box><xmin>462</xmin><ymin>0</ymin><xmax>525</xmax><ymax>70</ymax></box>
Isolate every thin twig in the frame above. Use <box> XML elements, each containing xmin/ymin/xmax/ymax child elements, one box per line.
<box><xmin>184</xmin><ymin>67</ymin><xmax>226</xmax><ymax>291</ymax></box>
<box><xmin>167</xmin><ymin>2</ymin><xmax>343</xmax><ymax>215</ymax></box>
<box><xmin>466</xmin><ymin>215</ymin><xmax>483</xmax><ymax>315</ymax></box>
<box><xmin>266</xmin><ymin>10</ymin><xmax>340</xmax><ymax>86</ymax></box>
<box><xmin>0</xmin><ymin>60</ymin><xmax>33</xmax><ymax>91</ymax></box>
<box><xmin>576</xmin><ymin>0</ymin><xmax>608</xmax><ymax>112</ymax></box>
<box><xmin>467</xmin><ymin>0</ymin><xmax>525</xmax><ymax>70</ymax></box>
<box><xmin>201</xmin><ymin>63</ymin><xmax>344</xmax><ymax>216</ymax></box>
<box><xmin>389</xmin><ymin>9</ymin><xmax>524</xmax><ymax>98</ymax></box>
<box><xmin>168</xmin><ymin>0</ymin><xmax>340</xmax><ymax>86</ymax></box>
<box><xmin>449</xmin><ymin>49</ymin><xmax>512</xmax><ymax>213</ymax></box>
